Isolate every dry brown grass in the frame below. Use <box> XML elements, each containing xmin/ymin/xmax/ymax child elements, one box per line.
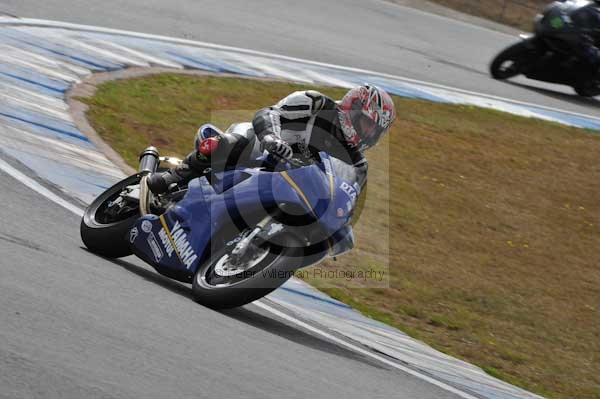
<box><xmin>83</xmin><ymin>74</ymin><xmax>600</xmax><ymax>399</ymax></box>
<box><xmin>428</xmin><ymin>0</ymin><xmax>546</xmax><ymax>30</ymax></box>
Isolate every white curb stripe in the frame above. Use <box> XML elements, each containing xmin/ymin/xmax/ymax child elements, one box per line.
<box><xmin>0</xmin><ymin>92</ymin><xmax>71</xmax><ymax>121</ymax></box>
<box><xmin>225</xmin><ymin>53</ymin><xmax>313</xmax><ymax>83</ymax></box>
<box><xmin>88</xmin><ymin>39</ymin><xmax>184</xmax><ymax>69</ymax></box>
<box><xmin>0</xmin><ymin>126</ymin><xmax>123</xmax><ymax>180</ymax></box>
<box><xmin>302</xmin><ymin>69</ymin><xmax>357</xmax><ymax>88</ymax></box>
<box><xmin>0</xmin><ymin>81</ymin><xmax>69</xmax><ymax>111</ymax></box>
<box><xmin>25</xmin><ymin>29</ymin><xmax>150</xmax><ymax>68</ymax></box>
<box><xmin>2</xmin><ymin>52</ymin><xmax>81</xmax><ymax>83</ymax></box>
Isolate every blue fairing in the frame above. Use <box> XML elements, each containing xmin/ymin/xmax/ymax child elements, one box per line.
<box><xmin>130</xmin><ymin>153</ymin><xmax>360</xmax><ymax>279</ymax></box>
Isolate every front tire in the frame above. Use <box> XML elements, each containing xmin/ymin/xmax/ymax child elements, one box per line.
<box><xmin>490</xmin><ymin>41</ymin><xmax>536</xmax><ymax>80</ymax></box>
<box><xmin>192</xmin><ymin>234</ymin><xmax>302</xmax><ymax>309</ymax></box>
<box><xmin>80</xmin><ymin>174</ymin><xmax>141</xmax><ymax>258</ymax></box>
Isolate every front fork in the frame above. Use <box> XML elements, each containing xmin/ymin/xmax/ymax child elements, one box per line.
<box><xmin>229</xmin><ymin>215</ymin><xmax>274</xmax><ymax>264</ymax></box>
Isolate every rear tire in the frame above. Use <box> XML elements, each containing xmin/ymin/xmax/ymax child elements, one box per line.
<box><xmin>573</xmin><ymin>81</ymin><xmax>600</xmax><ymax>98</ymax></box>
<box><xmin>490</xmin><ymin>41</ymin><xmax>535</xmax><ymax>80</ymax></box>
<box><xmin>192</xmin><ymin>234</ymin><xmax>303</xmax><ymax>309</ymax></box>
<box><xmin>80</xmin><ymin>174</ymin><xmax>141</xmax><ymax>258</ymax></box>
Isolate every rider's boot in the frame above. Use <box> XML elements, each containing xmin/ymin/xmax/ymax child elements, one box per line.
<box><xmin>147</xmin><ymin>124</ymin><xmax>222</xmax><ymax>194</ymax></box>
<box><xmin>147</xmin><ymin>155</ymin><xmax>202</xmax><ymax>194</ymax></box>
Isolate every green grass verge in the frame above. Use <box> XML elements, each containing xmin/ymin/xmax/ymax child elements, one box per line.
<box><xmin>81</xmin><ymin>73</ymin><xmax>600</xmax><ymax>399</ymax></box>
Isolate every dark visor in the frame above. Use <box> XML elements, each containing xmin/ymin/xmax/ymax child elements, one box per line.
<box><xmin>350</xmin><ymin>109</ymin><xmax>384</xmax><ymax>144</ymax></box>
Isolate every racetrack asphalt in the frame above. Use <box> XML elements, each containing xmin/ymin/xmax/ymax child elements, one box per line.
<box><xmin>0</xmin><ymin>163</ymin><xmax>461</xmax><ymax>399</ymax></box>
<box><xmin>2</xmin><ymin>0</ymin><xmax>598</xmax><ymax>116</ymax></box>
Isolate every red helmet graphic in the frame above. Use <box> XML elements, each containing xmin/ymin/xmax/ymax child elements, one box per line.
<box><xmin>338</xmin><ymin>85</ymin><xmax>396</xmax><ymax>151</ymax></box>
<box><xmin>198</xmin><ymin>137</ymin><xmax>220</xmax><ymax>156</ymax></box>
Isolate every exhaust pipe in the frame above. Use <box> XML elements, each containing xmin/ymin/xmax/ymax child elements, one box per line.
<box><xmin>138</xmin><ymin>146</ymin><xmax>159</xmax><ymax>216</ymax></box>
<box><xmin>138</xmin><ymin>146</ymin><xmax>160</xmax><ymax>174</ymax></box>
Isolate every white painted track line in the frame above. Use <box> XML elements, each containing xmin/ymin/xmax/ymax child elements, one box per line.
<box><xmin>0</xmin><ymin>158</ymin><xmax>84</xmax><ymax>217</ymax></box>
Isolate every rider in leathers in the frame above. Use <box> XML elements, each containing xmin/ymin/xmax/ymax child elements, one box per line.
<box><xmin>573</xmin><ymin>1</ymin><xmax>600</xmax><ymax>68</ymax></box>
<box><xmin>148</xmin><ymin>85</ymin><xmax>396</xmax><ymax>194</ymax></box>
<box><xmin>550</xmin><ymin>0</ymin><xmax>600</xmax><ymax>69</ymax></box>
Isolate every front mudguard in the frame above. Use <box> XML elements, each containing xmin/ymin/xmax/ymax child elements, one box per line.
<box><xmin>255</xmin><ymin>215</ymin><xmax>327</xmax><ymax>272</ymax></box>
<box><xmin>255</xmin><ymin>218</ymin><xmax>354</xmax><ymax>274</ymax></box>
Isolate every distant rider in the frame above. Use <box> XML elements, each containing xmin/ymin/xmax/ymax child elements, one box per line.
<box><xmin>548</xmin><ymin>0</ymin><xmax>600</xmax><ymax>70</ymax></box>
<box><xmin>574</xmin><ymin>1</ymin><xmax>600</xmax><ymax>69</ymax></box>
<box><xmin>148</xmin><ymin>85</ymin><xmax>396</xmax><ymax>194</ymax></box>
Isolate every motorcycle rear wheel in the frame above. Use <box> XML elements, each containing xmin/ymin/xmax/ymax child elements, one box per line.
<box><xmin>573</xmin><ymin>81</ymin><xmax>600</xmax><ymax>98</ymax></box>
<box><xmin>490</xmin><ymin>41</ymin><xmax>534</xmax><ymax>80</ymax></box>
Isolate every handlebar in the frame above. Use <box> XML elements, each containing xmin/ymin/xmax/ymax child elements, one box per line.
<box><xmin>264</xmin><ymin>152</ymin><xmax>314</xmax><ymax>170</ymax></box>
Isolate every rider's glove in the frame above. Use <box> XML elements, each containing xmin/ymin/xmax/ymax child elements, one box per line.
<box><xmin>261</xmin><ymin>134</ymin><xmax>293</xmax><ymax>160</ymax></box>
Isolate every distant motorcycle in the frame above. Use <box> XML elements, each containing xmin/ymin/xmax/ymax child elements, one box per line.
<box><xmin>80</xmin><ymin>124</ymin><xmax>359</xmax><ymax>309</ymax></box>
<box><xmin>490</xmin><ymin>0</ymin><xmax>600</xmax><ymax>97</ymax></box>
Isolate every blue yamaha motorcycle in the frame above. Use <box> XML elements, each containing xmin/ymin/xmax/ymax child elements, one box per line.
<box><xmin>81</xmin><ymin>140</ymin><xmax>359</xmax><ymax>309</ymax></box>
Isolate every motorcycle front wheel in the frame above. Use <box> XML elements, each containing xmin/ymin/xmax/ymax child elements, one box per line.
<box><xmin>192</xmin><ymin>234</ymin><xmax>303</xmax><ymax>309</ymax></box>
<box><xmin>490</xmin><ymin>41</ymin><xmax>535</xmax><ymax>80</ymax></box>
